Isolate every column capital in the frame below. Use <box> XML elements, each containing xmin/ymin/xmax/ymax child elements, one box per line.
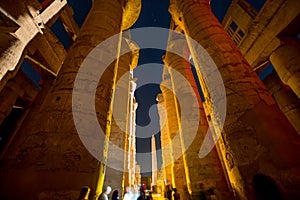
<box><xmin>121</xmin><ymin>0</ymin><xmax>142</xmax><ymax>30</ymax></box>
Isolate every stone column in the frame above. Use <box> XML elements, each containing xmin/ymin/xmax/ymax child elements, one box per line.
<box><xmin>104</xmin><ymin>38</ymin><xmax>135</xmax><ymax>197</ymax></box>
<box><xmin>123</xmin><ymin>73</ymin><xmax>138</xmax><ymax>189</ymax></box>
<box><xmin>169</xmin><ymin>0</ymin><xmax>300</xmax><ymax>199</ymax></box>
<box><xmin>164</xmin><ymin>36</ymin><xmax>232</xmax><ymax>199</ymax></box>
<box><xmin>131</xmin><ymin>100</ymin><xmax>138</xmax><ymax>186</ymax></box>
<box><xmin>160</xmin><ymin>68</ymin><xmax>188</xmax><ymax>199</ymax></box>
<box><xmin>157</xmin><ymin>93</ymin><xmax>173</xmax><ymax>188</ymax></box>
<box><xmin>264</xmin><ymin>71</ymin><xmax>300</xmax><ymax>135</ymax></box>
<box><xmin>270</xmin><ymin>37</ymin><xmax>300</xmax><ymax>99</ymax></box>
<box><xmin>121</xmin><ymin>38</ymin><xmax>139</xmax><ymax>192</ymax></box>
<box><xmin>128</xmin><ymin>84</ymin><xmax>136</xmax><ymax>187</ymax></box>
<box><xmin>0</xmin><ymin>0</ymin><xmax>126</xmax><ymax>199</ymax></box>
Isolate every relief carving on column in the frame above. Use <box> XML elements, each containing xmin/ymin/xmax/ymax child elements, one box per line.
<box><xmin>16</xmin><ymin>133</ymin><xmax>97</xmax><ymax>172</ymax></box>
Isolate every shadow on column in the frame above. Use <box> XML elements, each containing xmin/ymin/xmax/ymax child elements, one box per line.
<box><xmin>253</xmin><ymin>174</ymin><xmax>283</xmax><ymax>200</ymax></box>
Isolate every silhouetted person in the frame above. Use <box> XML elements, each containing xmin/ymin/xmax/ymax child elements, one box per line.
<box><xmin>111</xmin><ymin>190</ymin><xmax>119</xmax><ymax>200</ymax></box>
<box><xmin>173</xmin><ymin>188</ymin><xmax>180</xmax><ymax>200</ymax></box>
<box><xmin>207</xmin><ymin>188</ymin><xmax>218</xmax><ymax>200</ymax></box>
<box><xmin>165</xmin><ymin>185</ymin><xmax>172</xmax><ymax>200</ymax></box>
<box><xmin>137</xmin><ymin>193</ymin><xmax>145</xmax><ymax>200</ymax></box>
<box><xmin>199</xmin><ymin>183</ymin><xmax>208</xmax><ymax>200</ymax></box>
<box><xmin>253</xmin><ymin>174</ymin><xmax>283</xmax><ymax>200</ymax></box>
<box><xmin>98</xmin><ymin>186</ymin><xmax>112</xmax><ymax>200</ymax></box>
<box><xmin>139</xmin><ymin>185</ymin><xmax>146</xmax><ymax>199</ymax></box>
<box><xmin>148</xmin><ymin>191</ymin><xmax>153</xmax><ymax>200</ymax></box>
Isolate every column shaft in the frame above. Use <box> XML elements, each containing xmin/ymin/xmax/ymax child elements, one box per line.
<box><xmin>164</xmin><ymin>37</ymin><xmax>232</xmax><ymax>199</ymax></box>
<box><xmin>157</xmin><ymin>93</ymin><xmax>173</xmax><ymax>186</ymax></box>
<box><xmin>169</xmin><ymin>0</ymin><xmax>300</xmax><ymax>199</ymax></box>
<box><xmin>160</xmin><ymin>68</ymin><xmax>188</xmax><ymax>199</ymax></box>
<box><xmin>104</xmin><ymin>39</ymin><xmax>133</xmax><ymax>196</ymax></box>
<box><xmin>0</xmin><ymin>0</ymin><xmax>125</xmax><ymax>199</ymax></box>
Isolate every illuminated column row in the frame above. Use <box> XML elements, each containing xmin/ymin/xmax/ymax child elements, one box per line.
<box><xmin>169</xmin><ymin>0</ymin><xmax>300</xmax><ymax>199</ymax></box>
<box><xmin>162</xmin><ymin>35</ymin><xmax>232</xmax><ymax>199</ymax></box>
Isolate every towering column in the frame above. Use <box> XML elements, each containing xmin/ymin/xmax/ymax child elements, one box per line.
<box><xmin>160</xmin><ymin>67</ymin><xmax>189</xmax><ymax>199</ymax></box>
<box><xmin>0</xmin><ymin>0</ymin><xmax>128</xmax><ymax>199</ymax></box>
<box><xmin>132</xmin><ymin>101</ymin><xmax>138</xmax><ymax>185</ymax></box>
<box><xmin>270</xmin><ymin>37</ymin><xmax>300</xmax><ymax>99</ymax></box>
<box><xmin>124</xmin><ymin>74</ymin><xmax>138</xmax><ymax>188</ymax></box>
<box><xmin>157</xmin><ymin>93</ymin><xmax>173</xmax><ymax>188</ymax></box>
<box><xmin>104</xmin><ymin>39</ymin><xmax>137</xmax><ymax>196</ymax></box>
<box><xmin>263</xmin><ymin>71</ymin><xmax>300</xmax><ymax>135</ymax></box>
<box><xmin>130</xmin><ymin>88</ymin><xmax>138</xmax><ymax>187</ymax></box>
<box><xmin>164</xmin><ymin>35</ymin><xmax>232</xmax><ymax>199</ymax></box>
<box><xmin>169</xmin><ymin>0</ymin><xmax>300</xmax><ymax>199</ymax></box>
